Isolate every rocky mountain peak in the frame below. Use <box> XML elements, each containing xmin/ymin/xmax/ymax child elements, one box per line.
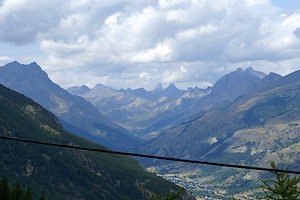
<box><xmin>210</xmin><ymin>67</ymin><xmax>264</xmax><ymax>101</ymax></box>
<box><xmin>165</xmin><ymin>83</ymin><xmax>177</xmax><ymax>91</ymax></box>
<box><xmin>6</xmin><ymin>61</ymin><xmax>42</xmax><ymax>71</ymax></box>
<box><xmin>95</xmin><ymin>83</ymin><xmax>106</xmax><ymax>88</ymax></box>
<box><xmin>235</xmin><ymin>67</ymin><xmax>244</xmax><ymax>73</ymax></box>
<box><xmin>29</xmin><ymin>61</ymin><xmax>41</xmax><ymax>68</ymax></box>
<box><xmin>245</xmin><ymin>66</ymin><xmax>266</xmax><ymax>78</ymax></box>
<box><xmin>160</xmin><ymin>83</ymin><xmax>186</xmax><ymax>101</ymax></box>
<box><xmin>0</xmin><ymin>62</ymin><xmax>51</xmax><ymax>87</ymax></box>
<box><xmin>67</xmin><ymin>85</ymin><xmax>90</xmax><ymax>95</ymax></box>
<box><xmin>91</xmin><ymin>83</ymin><xmax>117</xmax><ymax>93</ymax></box>
<box><xmin>262</xmin><ymin>72</ymin><xmax>282</xmax><ymax>82</ymax></box>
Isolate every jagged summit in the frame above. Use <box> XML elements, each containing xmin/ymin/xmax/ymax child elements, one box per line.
<box><xmin>245</xmin><ymin>66</ymin><xmax>266</xmax><ymax>78</ymax></box>
<box><xmin>0</xmin><ymin>62</ymin><xmax>51</xmax><ymax>88</ymax></box>
<box><xmin>29</xmin><ymin>61</ymin><xmax>40</xmax><ymax>67</ymax></box>
<box><xmin>8</xmin><ymin>61</ymin><xmax>21</xmax><ymax>65</ymax></box>
<box><xmin>94</xmin><ymin>83</ymin><xmax>107</xmax><ymax>88</ymax></box>
<box><xmin>163</xmin><ymin>83</ymin><xmax>181</xmax><ymax>94</ymax></box>
<box><xmin>230</xmin><ymin>67</ymin><xmax>266</xmax><ymax>79</ymax></box>
<box><xmin>67</xmin><ymin>85</ymin><xmax>90</xmax><ymax>95</ymax></box>
<box><xmin>235</xmin><ymin>67</ymin><xmax>244</xmax><ymax>73</ymax></box>
<box><xmin>5</xmin><ymin>61</ymin><xmax>42</xmax><ymax>70</ymax></box>
<box><xmin>210</xmin><ymin>66</ymin><xmax>263</xmax><ymax>102</ymax></box>
<box><xmin>165</xmin><ymin>83</ymin><xmax>177</xmax><ymax>89</ymax></box>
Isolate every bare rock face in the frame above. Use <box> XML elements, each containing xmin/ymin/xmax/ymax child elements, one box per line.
<box><xmin>24</xmin><ymin>159</ymin><xmax>35</xmax><ymax>177</ymax></box>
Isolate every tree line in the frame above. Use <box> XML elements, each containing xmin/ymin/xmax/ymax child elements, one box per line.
<box><xmin>0</xmin><ymin>177</ymin><xmax>45</xmax><ymax>200</ymax></box>
<box><xmin>1</xmin><ymin>161</ymin><xmax>299</xmax><ymax>200</ymax></box>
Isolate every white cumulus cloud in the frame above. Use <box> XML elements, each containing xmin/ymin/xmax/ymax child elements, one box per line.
<box><xmin>1</xmin><ymin>0</ymin><xmax>300</xmax><ymax>89</ymax></box>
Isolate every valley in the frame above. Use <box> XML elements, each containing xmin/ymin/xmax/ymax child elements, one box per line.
<box><xmin>0</xmin><ymin>84</ymin><xmax>187</xmax><ymax>199</ymax></box>
<box><xmin>2</xmin><ymin>1</ymin><xmax>300</xmax><ymax>199</ymax></box>
<box><xmin>0</xmin><ymin>61</ymin><xmax>299</xmax><ymax>199</ymax></box>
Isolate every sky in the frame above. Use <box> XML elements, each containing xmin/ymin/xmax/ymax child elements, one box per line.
<box><xmin>0</xmin><ymin>0</ymin><xmax>300</xmax><ymax>90</ymax></box>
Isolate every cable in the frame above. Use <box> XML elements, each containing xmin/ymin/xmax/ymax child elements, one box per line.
<box><xmin>0</xmin><ymin>135</ymin><xmax>299</xmax><ymax>175</ymax></box>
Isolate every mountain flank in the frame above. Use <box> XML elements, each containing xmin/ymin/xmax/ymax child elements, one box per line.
<box><xmin>0</xmin><ymin>61</ymin><xmax>141</xmax><ymax>151</ymax></box>
<box><xmin>0</xmin><ymin>83</ymin><xmax>194</xmax><ymax>200</ymax></box>
<box><xmin>138</xmin><ymin>70</ymin><xmax>300</xmax><ymax>198</ymax></box>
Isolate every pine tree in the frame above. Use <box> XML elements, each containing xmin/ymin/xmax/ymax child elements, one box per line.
<box><xmin>39</xmin><ymin>193</ymin><xmax>46</xmax><ymax>200</ymax></box>
<box><xmin>260</xmin><ymin>161</ymin><xmax>300</xmax><ymax>199</ymax></box>
<box><xmin>11</xmin><ymin>182</ymin><xmax>24</xmax><ymax>200</ymax></box>
<box><xmin>149</xmin><ymin>188</ymin><xmax>183</xmax><ymax>200</ymax></box>
<box><xmin>0</xmin><ymin>177</ymin><xmax>10</xmax><ymax>200</ymax></box>
<box><xmin>24</xmin><ymin>187</ymin><xmax>33</xmax><ymax>200</ymax></box>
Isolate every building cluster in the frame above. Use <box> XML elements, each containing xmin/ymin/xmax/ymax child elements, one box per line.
<box><xmin>157</xmin><ymin>173</ymin><xmax>222</xmax><ymax>200</ymax></box>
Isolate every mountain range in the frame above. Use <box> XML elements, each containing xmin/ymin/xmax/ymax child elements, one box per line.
<box><xmin>69</xmin><ymin>66</ymin><xmax>300</xmax><ymax>198</ymax></box>
<box><xmin>67</xmin><ymin>67</ymin><xmax>268</xmax><ymax>139</ymax></box>
<box><xmin>138</xmin><ymin>69</ymin><xmax>300</xmax><ymax>198</ymax></box>
<box><xmin>68</xmin><ymin>79</ymin><xmax>211</xmax><ymax>140</ymax></box>
<box><xmin>1</xmin><ymin>61</ymin><xmax>299</xmax><ymax>198</ymax></box>
<box><xmin>0</xmin><ymin>61</ymin><xmax>141</xmax><ymax>151</ymax></box>
<box><xmin>139</xmin><ymin>69</ymin><xmax>300</xmax><ymax>159</ymax></box>
<box><xmin>0</xmin><ymin>83</ymin><xmax>192</xmax><ymax>199</ymax></box>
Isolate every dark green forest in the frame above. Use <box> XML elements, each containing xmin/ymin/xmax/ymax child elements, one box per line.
<box><xmin>0</xmin><ymin>177</ymin><xmax>45</xmax><ymax>200</ymax></box>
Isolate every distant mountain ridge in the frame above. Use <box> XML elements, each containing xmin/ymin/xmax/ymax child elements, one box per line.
<box><xmin>66</xmin><ymin>65</ymin><xmax>300</xmax><ymax>198</ymax></box>
<box><xmin>0</xmin><ymin>84</ymin><xmax>186</xmax><ymax>200</ymax></box>
<box><xmin>1</xmin><ymin>61</ymin><xmax>299</xmax><ymax>198</ymax></box>
<box><xmin>67</xmin><ymin>67</ymin><xmax>270</xmax><ymax>140</ymax></box>
<box><xmin>68</xmin><ymin>81</ymin><xmax>200</xmax><ymax>139</ymax></box>
<box><xmin>123</xmin><ymin>83</ymin><xmax>186</xmax><ymax>102</ymax></box>
<box><xmin>139</xmin><ymin>69</ymin><xmax>300</xmax><ymax>159</ymax></box>
<box><xmin>67</xmin><ymin>85</ymin><xmax>90</xmax><ymax>95</ymax></box>
<box><xmin>210</xmin><ymin>67</ymin><xmax>264</xmax><ymax>100</ymax></box>
<box><xmin>138</xmin><ymin>69</ymin><xmax>300</xmax><ymax>198</ymax></box>
<box><xmin>0</xmin><ymin>61</ymin><xmax>141</xmax><ymax>151</ymax></box>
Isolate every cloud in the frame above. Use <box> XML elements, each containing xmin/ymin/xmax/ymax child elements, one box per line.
<box><xmin>163</xmin><ymin>65</ymin><xmax>187</xmax><ymax>83</ymax></box>
<box><xmin>1</xmin><ymin>0</ymin><xmax>300</xmax><ymax>89</ymax></box>
<box><xmin>130</xmin><ymin>42</ymin><xmax>172</xmax><ymax>62</ymax></box>
<box><xmin>0</xmin><ymin>55</ymin><xmax>11</xmax><ymax>62</ymax></box>
<box><xmin>294</xmin><ymin>27</ymin><xmax>300</xmax><ymax>38</ymax></box>
<box><xmin>0</xmin><ymin>0</ymin><xmax>65</xmax><ymax>44</ymax></box>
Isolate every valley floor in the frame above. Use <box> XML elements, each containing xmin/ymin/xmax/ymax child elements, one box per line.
<box><xmin>147</xmin><ymin>166</ymin><xmax>260</xmax><ymax>200</ymax></box>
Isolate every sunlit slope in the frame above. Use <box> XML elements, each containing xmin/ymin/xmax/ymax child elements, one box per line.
<box><xmin>139</xmin><ymin>71</ymin><xmax>300</xmax><ymax>197</ymax></box>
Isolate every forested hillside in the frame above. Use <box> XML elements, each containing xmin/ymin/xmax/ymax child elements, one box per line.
<box><xmin>0</xmin><ymin>84</ymin><xmax>188</xmax><ymax>200</ymax></box>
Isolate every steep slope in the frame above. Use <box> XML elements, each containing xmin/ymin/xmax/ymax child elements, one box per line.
<box><xmin>125</xmin><ymin>83</ymin><xmax>186</xmax><ymax>102</ymax></box>
<box><xmin>67</xmin><ymin>85</ymin><xmax>91</xmax><ymax>95</ymax></box>
<box><xmin>0</xmin><ymin>62</ymin><xmax>141</xmax><ymax>151</ymax></box>
<box><xmin>0</xmin><ymin>84</ymin><xmax>186</xmax><ymax>200</ymax></box>
<box><xmin>138</xmin><ymin>71</ymin><xmax>300</xmax><ymax>198</ymax></box>
<box><xmin>208</xmin><ymin>67</ymin><xmax>264</xmax><ymax>104</ymax></box>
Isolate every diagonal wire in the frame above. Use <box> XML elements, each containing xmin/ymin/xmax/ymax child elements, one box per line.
<box><xmin>0</xmin><ymin>135</ymin><xmax>299</xmax><ymax>175</ymax></box>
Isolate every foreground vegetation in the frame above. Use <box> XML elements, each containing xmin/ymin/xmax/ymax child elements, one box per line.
<box><xmin>0</xmin><ymin>177</ymin><xmax>45</xmax><ymax>200</ymax></box>
<box><xmin>260</xmin><ymin>161</ymin><xmax>300</xmax><ymax>199</ymax></box>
